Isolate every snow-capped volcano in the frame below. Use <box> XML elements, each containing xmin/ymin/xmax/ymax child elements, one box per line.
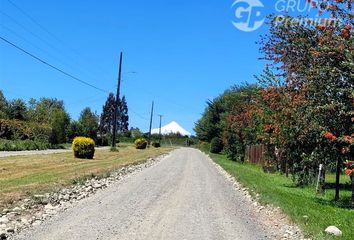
<box><xmin>151</xmin><ymin>121</ymin><xmax>191</xmax><ymax>136</ymax></box>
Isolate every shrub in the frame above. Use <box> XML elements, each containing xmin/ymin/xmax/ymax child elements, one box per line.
<box><xmin>72</xmin><ymin>137</ymin><xmax>95</xmax><ymax>159</ymax></box>
<box><xmin>152</xmin><ymin>142</ymin><xmax>161</xmax><ymax>148</ymax></box>
<box><xmin>0</xmin><ymin>119</ymin><xmax>51</xmax><ymax>141</ymax></box>
<box><xmin>96</xmin><ymin>134</ymin><xmax>111</xmax><ymax>146</ymax></box>
<box><xmin>0</xmin><ymin>139</ymin><xmax>50</xmax><ymax>151</ymax></box>
<box><xmin>210</xmin><ymin>137</ymin><xmax>223</xmax><ymax>154</ymax></box>
<box><xmin>134</xmin><ymin>138</ymin><xmax>147</xmax><ymax>149</ymax></box>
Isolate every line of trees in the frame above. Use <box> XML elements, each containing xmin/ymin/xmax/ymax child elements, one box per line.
<box><xmin>0</xmin><ymin>90</ymin><xmax>130</xmax><ymax>147</ymax></box>
<box><xmin>195</xmin><ymin>0</ymin><xmax>353</xmax><ymax>202</ymax></box>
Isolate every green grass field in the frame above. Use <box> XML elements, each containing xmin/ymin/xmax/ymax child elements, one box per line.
<box><xmin>0</xmin><ymin>144</ymin><xmax>174</xmax><ymax>209</ymax></box>
<box><xmin>208</xmin><ymin>153</ymin><xmax>354</xmax><ymax>240</ymax></box>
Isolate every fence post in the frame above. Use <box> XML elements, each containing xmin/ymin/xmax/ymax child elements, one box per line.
<box><xmin>316</xmin><ymin>164</ymin><xmax>323</xmax><ymax>194</ymax></box>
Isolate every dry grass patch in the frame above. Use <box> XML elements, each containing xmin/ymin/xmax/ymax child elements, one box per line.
<box><xmin>0</xmin><ymin>144</ymin><xmax>174</xmax><ymax>208</ymax></box>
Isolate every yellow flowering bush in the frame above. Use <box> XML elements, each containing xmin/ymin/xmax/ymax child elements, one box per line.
<box><xmin>72</xmin><ymin>137</ymin><xmax>95</xmax><ymax>159</ymax></box>
<box><xmin>134</xmin><ymin>138</ymin><xmax>147</xmax><ymax>149</ymax></box>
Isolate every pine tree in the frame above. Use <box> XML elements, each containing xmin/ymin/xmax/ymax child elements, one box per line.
<box><xmin>99</xmin><ymin>93</ymin><xmax>129</xmax><ymax>136</ymax></box>
<box><xmin>99</xmin><ymin>93</ymin><xmax>115</xmax><ymax>135</ymax></box>
<box><xmin>117</xmin><ymin>96</ymin><xmax>129</xmax><ymax>135</ymax></box>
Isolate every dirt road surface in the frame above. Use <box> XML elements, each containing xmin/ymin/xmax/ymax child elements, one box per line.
<box><xmin>14</xmin><ymin>148</ymin><xmax>270</xmax><ymax>240</ymax></box>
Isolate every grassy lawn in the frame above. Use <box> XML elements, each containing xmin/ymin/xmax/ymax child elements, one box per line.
<box><xmin>0</xmin><ymin>144</ymin><xmax>174</xmax><ymax>209</ymax></box>
<box><xmin>208</xmin><ymin>153</ymin><xmax>354</xmax><ymax>240</ymax></box>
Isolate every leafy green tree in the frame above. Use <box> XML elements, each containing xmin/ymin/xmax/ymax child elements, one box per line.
<box><xmin>259</xmin><ymin>1</ymin><xmax>353</xmax><ymax>197</ymax></box>
<box><xmin>49</xmin><ymin>109</ymin><xmax>70</xmax><ymax>144</ymax></box>
<box><xmin>79</xmin><ymin>107</ymin><xmax>99</xmax><ymax>141</ymax></box>
<box><xmin>0</xmin><ymin>90</ymin><xmax>8</xmax><ymax>119</ymax></box>
<box><xmin>130</xmin><ymin>127</ymin><xmax>143</xmax><ymax>140</ymax></box>
<box><xmin>194</xmin><ymin>98</ymin><xmax>224</xmax><ymax>142</ymax></box>
<box><xmin>223</xmin><ymin>85</ymin><xmax>261</xmax><ymax>162</ymax></box>
<box><xmin>27</xmin><ymin>98</ymin><xmax>65</xmax><ymax>124</ymax></box>
<box><xmin>7</xmin><ymin>99</ymin><xmax>27</xmax><ymax>120</ymax></box>
<box><xmin>67</xmin><ymin>121</ymin><xmax>84</xmax><ymax>142</ymax></box>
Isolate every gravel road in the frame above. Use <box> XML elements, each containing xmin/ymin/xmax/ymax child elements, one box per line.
<box><xmin>14</xmin><ymin>148</ymin><xmax>270</xmax><ymax>240</ymax></box>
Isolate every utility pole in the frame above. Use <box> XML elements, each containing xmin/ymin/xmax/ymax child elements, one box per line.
<box><xmin>112</xmin><ymin>52</ymin><xmax>123</xmax><ymax>148</ymax></box>
<box><xmin>147</xmin><ymin>101</ymin><xmax>154</xmax><ymax>148</ymax></box>
<box><xmin>158</xmin><ymin>114</ymin><xmax>163</xmax><ymax>144</ymax></box>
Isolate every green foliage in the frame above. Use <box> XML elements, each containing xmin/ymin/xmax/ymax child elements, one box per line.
<box><xmin>117</xmin><ymin>96</ymin><xmax>129</xmax><ymax>135</ymax></box>
<box><xmin>194</xmin><ymin>98</ymin><xmax>224</xmax><ymax>142</ymax></box>
<box><xmin>134</xmin><ymin>138</ymin><xmax>147</xmax><ymax>149</ymax></box>
<box><xmin>151</xmin><ymin>141</ymin><xmax>161</xmax><ymax>148</ymax></box>
<box><xmin>72</xmin><ymin>136</ymin><xmax>95</xmax><ymax>159</ymax></box>
<box><xmin>27</xmin><ymin>98</ymin><xmax>65</xmax><ymax>123</ymax></box>
<box><xmin>66</xmin><ymin>121</ymin><xmax>83</xmax><ymax>142</ymax></box>
<box><xmin>210</xmin><ymin>137</ymin><xmax>223</xmax><ymax>153</ymax></box>
<box><xmin>130</xmin><ymin>127</ymin><xmax>143</xmax><ymax>140</ymax></box>
<box><xmin>209</xmin><ymin>153</ymin><xmax>354</xmax><ymax>240</ymax></box>
<box><xmin>0</xmin><ymin>139</ymin><xmax>50</xmax><ymax>151</ymax></box>
<box><xmin>99</xmin><ymin>93</ymin><xmax>129</xmax><ymax>140</ymax></box>
<box><xmin>99</xmin><ymin>93</ymin><xmax>115</xmax><ymax>135</ymax></box>
<box><xmin>49</xmin><ymin>108</ymin><xmax>70</xmax><ymax>144</ymax></box>
<box><xmin>0</xmin><ymin>119</ymin><xmax>52</xmax><ymax>141</ymax></box>
<box><xmin>0</xmin><ymin>90</ymin><xmax>7</xmax><ymax>119</ymax></box>
<box><xmin>79</xmin><ymin>107</ymin><xmax>99</xmax><ymax>141</ymax></box>
<box><xmin>7</xmin><ymin>99</ymin><xmax>27</xmax><ymax>120</ymax></box>
<box><xmin>97</xmin><ymin>134</ymin><xmax>112</xmax><ymax>146</ymax></box>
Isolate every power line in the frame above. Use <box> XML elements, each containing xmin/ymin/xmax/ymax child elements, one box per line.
<box><xmin>5</xmin><ymin>0</ymin><xmax>111</xmax><ymax>78</ymax></box>
<box><xmin>0</xmin><ymin>9</ymin><xmax>109</xmax><ymax>83</ymax></box>
<box><xmin>0</xmin><ymin>36</ymin><xmax>108</xmax><ymax>93</ymax></box>
<box><xmin>0</xmin><ymin>23</ymin><xmax>98</xmax><ymax>79</ymax></box>
<box><xmin>129</xmin><ymin>108</ymin><xmax>149</xmax><ymax>120</ymax></box>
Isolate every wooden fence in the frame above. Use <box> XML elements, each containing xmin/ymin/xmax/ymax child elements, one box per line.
<box><xmin>245</xmin><ymin>144</ymin><xmax>266</xmax><ymax>165</ymax></box>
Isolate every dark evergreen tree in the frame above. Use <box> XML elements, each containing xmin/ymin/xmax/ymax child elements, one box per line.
<box><xmin>117</xmin><ymin>96</ymin><xmax>129</xmax><ymax>135</ymax></box>
<box><xmin>99</xmin><ymin>93</ymin><xmax>129</xmax><ymax>136</ymax></box>
<box><xmin>99</xmin><ymin>93</ymin><xmax>115</xmax><ymax>135</ymax></box>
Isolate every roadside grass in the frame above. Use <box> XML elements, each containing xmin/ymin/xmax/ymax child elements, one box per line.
<box><xmin>207</xmin><ymin>153</ymin><xmax>354</xmax><ymax>240</ymax></box>
<box><xmin>0</xmin><ymin>144</ymin><xmax>174</xmax><ymax>209</ymax></box>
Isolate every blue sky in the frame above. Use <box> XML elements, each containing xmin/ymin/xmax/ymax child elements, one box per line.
<box><xmin>0</xmin><ymin>0</ymin><xmax>318</xmax><ymax>134</ymax></box>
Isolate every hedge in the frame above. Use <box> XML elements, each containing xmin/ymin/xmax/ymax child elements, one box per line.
<box><xmin>0</xmin><ymin>119</ymin><xmax>52</xmax><ymax>142</ymax></box>
<box><xmin>0</xmin><ymin>139</ymin><xmax>51</xmax><ymax>151</ymax></box>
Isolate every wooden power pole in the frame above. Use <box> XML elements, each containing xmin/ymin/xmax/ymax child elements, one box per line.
<box><xmin>112</xmin><ymin>52</ymin><xmax>123</xmax><ymax>148</ymax></box>
<box><xmin>147</xmin><ymin>101</ymin><xmax>154</xmax><ymax>148</ymax></box>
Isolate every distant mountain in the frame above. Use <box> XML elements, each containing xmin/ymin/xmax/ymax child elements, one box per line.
<box><xmin>151</xmin><ymin>121</ymin><xmax>191</xmax><ymax>136</ymax></box>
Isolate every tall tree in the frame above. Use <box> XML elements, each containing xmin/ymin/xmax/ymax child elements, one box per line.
<box><xmin>99</xmin><ymin>93</ymin><xmax>115</xmax><ymax>135</ymax></box>
<box><xmin>27</xmin><ymin>97</ymin><xmax>65</xmax><ymax>124</ymax></box>
<box><xmin>117</xmin><ymin>96</ymin><xmax>129</xmax><ymax>135</ymax></box>
<box><xmin>0</xmin><ymin>90</ymin><xmax>8</xmax><ymax>119</ymax></box>
<box><xmin>99</xmin><ymin>93</ymin><xmax>129</xmax><ymax>136</ymax></box>
<box><xmin>194</xmin><ymin>98</ymin><xmax>224</xmax><ymax>142</ymax></box>
<box><xmin>66</xmin><ymin>121</ymin><xmax>83</xmax><ymax>142</ymax></box>
<box><xmin>7</xmin><ymin>99</ymin><xmax>27</xmax><ymax>120</ymax></box>
<box><xmin>49</xmin><ymin>109</ymin><xmax>71</xmax><ymax>144</ymax></box>
<box><xmin>259</xmin><ymin>1</ymin><xmax>353</xmax><ymax>194</ymax></box>
<box><xmin>79</xmin><ymin>107</ymin><xmax>99</xmax><ymax>141</ymax></box>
